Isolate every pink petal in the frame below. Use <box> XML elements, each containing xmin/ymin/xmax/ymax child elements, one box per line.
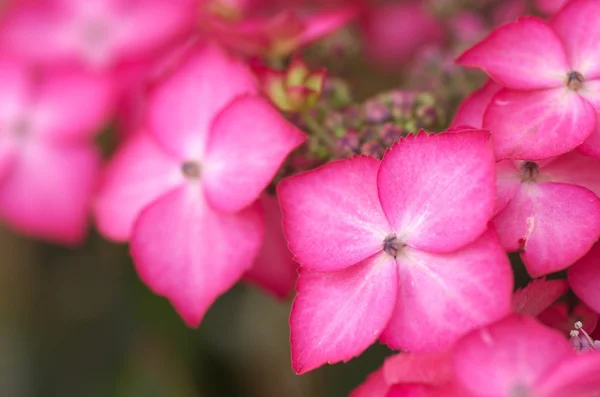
<box><xmin>387</xmin><ymin>385</ymin><xmax>437</xmax><ymax>397</ymax></box>
<box><xmin>202</xmin><ymin>95</ymin><xmax>306</xmax><ymax>213</ymax></box>
<box><xmin>493</xmin><ymin>182</ymin><xmax>600</xmax><ymax>277</ymax></box>
<box><xmin>278</xmin><ymin>156</ymin><xmax>392</xmax><ymax>272</ymax></box>
<box><xmin>383</xmin><ymin>352</ymin><xmax>453</xmax><ymax>386</ymax></box>
<box><xmin>569</xmin><ymin>243</ymin><xmax>600</xmax><ymax>313</ymax></box>
<box><xmin>536</xmin><ymin>351</ymin><xmax>600</xmax><ymax>396</ymax></box>
<box><xmin>243</xmin><ymin>194</ymin><xmax>297</xmax><ymax>299</ymax></box>
<box><xmin>297</xmin><ymin>7</ymin><xmax>357</xmax><ymax>48</ymax></box>
<box><xmin>350</xmin><ymin>367</ymin><xmax>390</xmax><ymax>397</ymax></box>
<box><xmin>512</xmin><ymin>278</ymin><xmax>569</xmax><ymax>317</ymax></box>
<box><xmin>32</xmin><ymin>68</ymin><xmax>115</xmax><ymax>141</ymax></box>
<box><xmin>452</xmin><ymin>315</ymin><xmax>574</xmax><ymax>397</ymax></box>
<box><xmin>0</xmin><ymin>56</ymin><xmax>30</xmax><ymax>122</ymax></box>
<box><xmin>377</xmin><ymin>131</ymin><xmax>495</xmax><ymax>253</ymax></box>
<box><xmin>94</xmin><ymin>132</ymin><xmax>183</xmax><ymax>242</ymax></box>
<box><xmin>0</xmin><ymin>142</ymin><xmax>100</xmax><ymax>245</ymax></box>
<box><xmin>289</xmin><ymin>254</ymin><xmax>398</xmax><ymax>374</ymax></box>
<box><xmin>147</xmin><ymin>43</ymin><xmax>257</xmax><ymax>158</ymax></box>
<box><xmin>483</xmin><ymin>87</ymin><xmax>596</xmax><ymax>159</ymax></box>
<box><xmin>542</xmin><ymin>151</ymin><xmax>600</xmax><ymax>197</ymax></box>
<box><xmin>577</xmin><ymin>80</ymin><xmax>600</xmax><ymax>158</ymax></box>
<box><xmin>450</xmin><ymin>80</ymin><xmax>502</xmax><ymax>129</ymax></box>
<box><xmin>130</xmin><ymin>186</ymin><xmax>264</xmax><ymax>327</ymax></box>
<box><xmin>495</xmin><ymin>160</ymin><xmax>521</xmax><ymax>214</ymax></box>
<box><xmin>535</xmin><ymin>0</ymin><xmax>568</xmax><ymax>15</ymax></box>
<box><xmin>551</xmin><ymin>0</ymin><xmax>600</xmax><ymax>79</ymax></box>
<box><xmin>456</xmin><ymin>17</ymin><xmax>568</xmax><ymax>90</ymax></box>
<box><xmin>380</xmin><ymin>230</ymin><xmax>513</xmax><ymax>352</ymax></box>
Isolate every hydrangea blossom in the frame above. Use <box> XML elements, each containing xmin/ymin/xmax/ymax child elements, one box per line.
<box><xmin>0</xmin><ymin>56</ymin><xmax>113</xmax><ymax>244</ymax></box>
<box><xmin>457</xmin><ymin>0</ymin><xmax>600</xmax><ymax>159</ymax></box>
<box><xmin>94</xmin><ymin>43</ymin><xmax>305</xmax><ymax>326</ymax></box>
<box><xmin>278</xmin><ymin>130</ymin><xmax>513</xmax><ymax>374</ymax></box>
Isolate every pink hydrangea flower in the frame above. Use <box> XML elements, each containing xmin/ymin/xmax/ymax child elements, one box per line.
<box><xmin>569</xmin><ymin>243</ymin><xmax>600</xmax><ymax>316</ymax></box>
<box><xmin>457</xmin><ymin>0</ymin><xmax>600</xmax><ymax>159</ymax></box>
<box><xmin>453</xmin><ymin>80</ymin><xmax>600</xmax><ymax>276</ymax></box>
<box><xmin>0</xmin><ymin>56</ymin><xmax>113</xmax><ymax>244</ymax></box>
<box><xmin>278</xmin><ymin>130</ymin><xmax>513</xmax><ymax>374</ymax></box>
<box><xmin>1</xmin><ymin>0</ymin><xmax>195</xmax><ymax>69</ymax></box>
<box><xmin>243</xmin><ymin>194</ymin><xmax>298</xmax><ymax>299</ymax></box>
<box><xmin>94</xmin><ymin>43</ymin><xmax>305</xmax><ymax>326</ymax></box>
<box><xmin>453</xmin><ymin>315</ymin><xmax>600</xmax><ymax>397</ymax></box>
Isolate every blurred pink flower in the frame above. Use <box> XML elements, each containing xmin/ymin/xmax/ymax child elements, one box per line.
<box><xmin>535</xmin><ymin>0</ymin><xmax>569</xmax><ymax>15</ymax></box>
<box><xmin>457</xmin><ymin>0</ymin><xmax>600</xmax><ymax>159</ymax></box>
<box><xmin>94</xmin><ymin>43</ymin><xmax>305</xmax><ymax>326</ymax></box>
<box><xmin>278</xmin><ymin>130</ymin><xmax>513</xmax><ymax>374</ymax></box>
<box><xmin>569</xmin><ymin>243</ymin><xmax>600</xmax><ymax>316</ymax></box>
<box><xmin>0</xmin><ymin>57</ymin><xmax>113</xmax><ymax>244</ymax></box>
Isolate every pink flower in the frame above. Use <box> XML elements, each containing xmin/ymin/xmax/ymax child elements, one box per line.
<box><xmin>569</xmin><ymin>243</ymin><xmax>600</xmax><ymax>317</ymax></box>
<box><xmin>1</xmin><ymin>0</ymin><xmax>195</xmax><ymax>69</ymax></box>
<box><xmin>243</xmin><ymin>194</ymin><xmax>298</xmax><ymax>299</ymax></box>
<box><xmin>539</xmin><ymin>300</ymin><xmax>598</xmax><ymax>336</ymax></box>
<box><xmin>453</xmin><ymin>80</ymin><xmax>600</xmax><ymax>276</ymax></box>
<box><xmin>94</xmin><ymin>43</ymin><xmax>305</xmax><ymax>326</ymax></box>
<box><xmin>0</xmin><ymin>57</ymin><xmax>113</xmax><ymax>244</ymax></box>
<box><xmin>278</xmin><ymin>130</ymin><xmax>513</xmax><ymax>374</ymax></box>
<box><xmin>457</xmin><ymin>0</ymin><xmax>600</xmax><ymax>159</ymax></box>
<box><xmin>512</xmin><ymin>277</ymin><xmax>569</xmax><ymax>317</ymax></box>
<box><xmin>453</xmin><ymin>315</ymin><xmax>600</xmax><ymax>397</ymax></box>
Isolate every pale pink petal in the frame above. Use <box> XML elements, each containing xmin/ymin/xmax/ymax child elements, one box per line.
<box><xmin>147</xmin><ymin>43</ymin><xmax>257</xmax><ymax>158</ymax></box>
<box><xmin>32</xmin><ymin>68</ymin><xmax>115</xmax><ymax>141</ymax></box>
<box><xmin>290</xmin><ymin>254</ymin><xmax>398</xmax><ymax>374</ymax></box>
<box><xmin>577</xmin><ymin>80</ymin><xmax>600</xmax><ymax>158</ymax></box>
<box><xmin>453</xmin><ymin>315</ymin><xmax>573</xmax><ymax>397</ymax></box>
<box><xmin>542</xmin><ymin>151</ymin><xmax>600</xmax><ymax>197</ymax></box>
<box><xmin>536</xmin><ymin>351</ymin><xmax>600</xmax><ymax>396</ymax></box>
<box><xmin>512</xmin><ymin>278</ymin><xmax>569</xmax><ymax>317</ymax></box>
<box><xmin>94</xmin><ymin>132</ymin><xmax>183</xmax><ymax>242</ymax></box>
<box><xmin>380</xmin><ymin>230</ymin><xmax>513</xmax><ymax>352</ymax></box>
<box><xmin>278</xmin><ymin>156</ymin><xmax>392</xmax><ymax>272</ymax></box>
<box><xmin>569</xmin><ymin>243</ymin><xmax>600</xmax><ymax>313</ymax></box>
<box><xmin>130</xmin><ymin>186</ymin><xmax>264</xmax><ymax>327</ymax></box>
<box><xmin>350</xmin><ymin>367</ymin><xmax>390</xmax><ymax>397</ymax></box>
<box><xmin>495</xmin><ymin>160</ymin><xmax>521</xmax><ymax>214</ymax></box>
<box><xmin>456</xmin><ymin>17</ymin><xmax>568</xmax><ymax>90</ymax></box>
<box><xmin>0</xmin><ymin>142</ymin><xmax>100</xmax><ymax>245</ymax></box>
<box><xmin>243</xmin><ymin>194</ymin><xmax>297</xmax><ymax>299</ymax></box>
<box><xmin>451</xmin><ymin>80</ymin><xmax>502</xmax><ymax>129</ymax></box>
<box><xmin>483</xmin><ymin>87</ymin><xmax>596</xmax><ymax>159</ymax></box>
<box><xmin>551</xmin><ymin>0</ymin><xmax>600</xmax><ymax>79</ymax></box>
<box><xmin>377</xmin><ymin>131</ymin><xmax>495</xmax><ymax>253</ymax></box>
<box><xmin>493</xmin><ymin>182</ymin><xmax>600</xmax><ymax>277</ymax></box>
<box><xmin>202</xmin><ymin>96</ymin><xmax>305</xmax><ymax>213</ymax></box>
<box><xmin>383</xmin><ymin>352</ymin><xmax>452</xmax><ymax>386</ymax></box>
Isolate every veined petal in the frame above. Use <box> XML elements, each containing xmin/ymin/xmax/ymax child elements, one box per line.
<box><xmin>542</xmin><ymin>150</ymin><xmax>600</xmax><ymax>197</ymax></box>
<box><xmin>290</xmin><ymin>253</ymin><xmax>398</xmax><ymax>374</ymax></box>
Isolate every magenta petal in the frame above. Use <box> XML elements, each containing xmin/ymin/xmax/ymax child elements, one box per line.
<box><xmin>484</xmin><ymin>87</ymin><xmax>596</xmax><ymax>159</ymax></box>
<box><xmin>380</xmin><ymin>230</ymin><xmax>513</xmax><ymax>352</ymax></box>
<box><xmin>383</xmin><ymin>352</ymin><xmax>452</xmax><ymax>386</ymax></box>
<box><xmin>377</xmin><ymin>131</ymin><xmax>495</xmax><ymax>253</ymax></box>
<box><xmin>551</xmin><ymin>0</ymin><xmax>600</xmax><ymax>79</ymax></box>
<box><xmin>94</xmin><ymin>132</ymin><xmax>183</xmax><ymax>242</ymax></box>
<box><xmin>569</xmin><ymin>243</ymin><xmax>600</xmax><ymax>313</ymax></box>
<box><xmin>350</xmin><ymin>367</ymin><xmax>390</xmax><ymax>397</ymax></box>
<box><xmin>451</xmin><ymin>80</ymin><xmax>502</xmax><ymax>129</ymax></box>
<box><xmin>512</xmin><ymin>278</ymin><xmax>569</xmax><ymax>317</ymax></box>
<box><xmin>203</xmin><ymin>96</ymin><xmax>305</xmax><ymax>213</ymax></box>
<box><xmin>0</xmin><ymin>142</ymin><xmax>100</xmax><ymax>245</ymax></box>
<box><xmin>453</xmin><ymin>315</ymin><xmax>573</xmax><ymax>397</ymax></box>
<box><xmin>297</xmin><ymin>7</ymin><xmax>357</xmax><ymax>48</ymax></box>
<box><xmin>130</xmin><ymin>186</ymin><xmax>264</xmax><ymax>327</ymax></box>
<box><xmin>536</xmin><ymin>349</ymin><xmax>600</xmax><ymax>395</ymax></box>
<box><xmin>278</xmin><ymin>156</ymin><xmax>392</xmax><ymax>272</ymax></box>
<box><xmin>578</xmin><ymin>80</ymin><xmax>600</xmax><ymax>158</ymax></box>
<box><xmin>493</xmin><ymin>182</ymin><xmax>600</xmax><ymax>277</ymax></box>
<box><xmin>147</xmin><ymin>43</ymin><xmax>257</xmax><ymax>158</ymax></box>
<box><xmin>289</xmin><ymin>254</ymin><xmax>398</xmax><ymax>374</ymax></box>
<box><xmin>456</xmin><ymin>17</ymin><xmax>568</xmax><ymax>90</ymax></box>
<box><xmin>542</xmin><ymin>151</ymin><xmax>600</xmax><ymax>197</ymax></box>
<box><xmin>495</xmin><ymin>160</ymin><xmax>521</xmax><ymax>214</ymax></box>
<box><xmin>243</xmin><ymin>194</ymin><xmax>297</xmax><ymax>299</ymax></box>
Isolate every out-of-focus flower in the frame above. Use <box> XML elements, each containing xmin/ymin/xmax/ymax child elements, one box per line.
<box><xmin>0</xmin><ymin>0</ymin><xmax>196</xmax><ymax>69</ymax></box>
<box><xmin>278</xmin><ymin>130</ymin><xmax>512</xmax><ymax>374</ymax></box>
<box><xmin>200</xmin><ymin>3</ymin><xmax>357</xmax><ymax>58</ymax></box>
<box><xmin>0</xmin><ymin>57</ymin><xmax>113</xmax><ymax>244</ymax></box>
<box><xmin>457</xmin><ymin>0</ymin><xmax>600</xmax><ymax>159</ymax></box>
<box><xmin>243</xmin><ymin>194</ymin><xmax>297</xmax><ymax>299</ymax></box>
<box><xmin>94</xmin><ymin>43</ymin><xmax>305</xmax><ymax>327</ymax></box>
<box><xmin>535</xmin><ymin>0</ymin><xmax>569</xmax><ymax>15</ymax></box>
<box><xmin>253</xmin><ymin>56</ymin><xmax>326</xmax><ymax>112</ymax></box>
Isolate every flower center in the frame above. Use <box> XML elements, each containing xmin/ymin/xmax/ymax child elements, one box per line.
<box><xmin>570</xmin><ymin>321</ymin><xmax>600</xmax><ymax>352</ymax></box>
<box><xmin>383</xmin><ymin>234</ymin><xmax>404</xmax><ymax>258</ymax></box>
<box><xmin>181</xmin><ymin>160</ymin><xmax>202</xmax><ymax>179</ymax></box>
<box><xmin>566</xmin><ymin>70</ymin><xmax>584</xmax><ymax>91</ymax></box>
<box><xmin>520</xmin><ymin>161</ymin><xmax>539</xmax><ymax>182</ymax></box>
